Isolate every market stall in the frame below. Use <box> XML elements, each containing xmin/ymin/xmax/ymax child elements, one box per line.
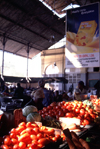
<box><xmin>0</xmin><ymin>96</ymin><xmax>100</xmax><ymax>149</ymax></box>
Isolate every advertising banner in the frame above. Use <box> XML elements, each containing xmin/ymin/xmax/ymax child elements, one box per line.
<box><xmin>65</xmin><ymin>3</ymin><xmax>99</xmax><ymax>68</ymax></box>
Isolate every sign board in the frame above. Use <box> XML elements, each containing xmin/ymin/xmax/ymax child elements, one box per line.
<box><xmin>65</xmin><ymin>3</ymin><xmax>99</xmax><ymax>68</ymax></box>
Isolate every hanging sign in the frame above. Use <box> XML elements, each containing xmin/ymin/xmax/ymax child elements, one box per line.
<box><xmin>65</xmin><ymin>3</ymin><xmax>99</xmax><ymax>68</ymax></box>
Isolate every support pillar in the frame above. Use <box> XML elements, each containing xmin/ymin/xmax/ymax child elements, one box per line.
<box><xmin>1</xmin><ymin>34</ymin><xmax>6</xmax><ymax>80</ymax></box>
<box><xmin>26</xmin><ymin>43</ymin><xmax>30</xmax><ymax>88</ymax></box>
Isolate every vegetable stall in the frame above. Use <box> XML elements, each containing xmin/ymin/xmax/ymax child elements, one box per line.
<box><xmin>0</xmin><ymin>97</ymin><xmax>100</xmax><ymax>149</ymax></box>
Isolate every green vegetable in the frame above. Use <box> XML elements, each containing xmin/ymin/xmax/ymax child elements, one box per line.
<box><xmin>22</xmin><ymin>105</ymin><xmax>38</xmax><ymax>117</ymax></box>
<box><xmin>26</xmin><ymin>112</ymin><xmax>41</xmax><ymax>122</ymax></box>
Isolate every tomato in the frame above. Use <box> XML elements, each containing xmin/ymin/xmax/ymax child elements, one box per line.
<box><xmin>50</xmin><ymin>102</ymin><xmax>57</xmax><ymax>107</ymax></box>
<box><xmin>37</xmin><ymin>133</ymin><xmax>43</xmax><ymax>140</ymax></box>
<box><xmin>1</xmin><ymin>145</ymin><xmax>9</xmax><ymax>149</ymax></box>
<box><xmin>62</xmin><ymin>108</ymin><xmax>68</xmax><ymax>114</ymax></box>
<box><xmin>16</xmin><ymin>126</ymin><xmax>25</xmax><ymax>134</ymax></box>
<box><xmin>10</xmin><ymin>133</ymin><xmax>16</xmax><ymax>139</ymax></box>
<box><xmin>90</xmin><ymin>113</ymin><xmax>96</xmax><ymax>119</ymax></box>
<box><xmin>83</xmin><ymin>119</ymin><xmax>90</xmax><ymax>126</ymax></box>
<box><xmin>38</xmin><ymin>110</ymin><xmax>42</xmax><ymax>115</ymax></box>
<box><xmin>80</xmin><ymin>109</ymin><xmax>85</xmax><ymax>115</ymax></box>
<box><xmin>4</xmin><ymin>137</ymin><xmax>11</xmax><ymax>146</ymax></box>
<box><xmin>26</xmin><ymin>122</ymin><xmax>32</xmax><ymax>128</ymax></box>
<box><xmin>52</xmin><ymin>137</ymin><xmax>57</xmax><ymax>142</ymax></box>
<box><xmin>26</xmin><ymin>127</ymin><xmax>36</xmax><ymax>135</ymax></box>
<box><xmin>38</xmin><ymin>138</ymin><xmax>47</xmax><ymax>146</ymax></box>
<box><xmin>18</xmin><ymin>133</ymin><xmax>30</xmax><ymax>142</ymax></box>
<box><xmin>33</xmin><ymin>127</ymin><xmax>39</xmax><ymax>134</ymax></box>
<box><xmin>19</xmin><ymin>142</ymin><xmax>26</xmax><ymax>149</ymax></box>
<box><xmin>55</xmin><ymin>134</ymin><xmax>61</xmax><ymax>140</ymax></box>
<box><xmin>65</xmin><ymin>113</ymin><xmax>72</xmax><ymax>118</ymax></box>
<box><xmin>30</xmin><ymin>143</ymin><xmax>39</xmax><ymax>149</ymax></box>
<box><xmin>75</xmin><ymin>108</ymin><xmax>80</xmax><ymax>113</ymax></box>
<box><xmin>43</xmin><ymin>107</ymin><xmax>48</xmax><ymax>112</ymax></box>
<box><xmin>18</xmin><ymin>122</ymin><xmax>26</xmax><ymax>128</ymax></box>
<box><xmin>30</xmin><ymin>135</ymin><xmax>37</xmax><ymax>140</ymax></box>
<box><xmin>10</xmin><ymin>128</ymin><xmax>16</xmax><ymax>134</ymax></box>
<box><xmin>56</xmin><ymin>115</ymin><xmax>59</xmax><ymax>120</ymax></box>
<box><xmin>47</xmin><ymin>106</ymin><xmax>52</xmax><ymax>110</ymax></box>
<box><xmin>58</xmin><ymin>111</ymin><xmax>64</xmax><ymax>117</ymax></box>
<box><xmin>13</xmin><ymin>144</ymin><xmax>19</xmax><ymax>149</ymax></box>
<box><xmin>88</xmin><ymin>109</ymin><xmax>93</xmax><ymax>114</ymax></box>
<box><xmin>11</xmin><ymin>138</ymin><xmax>18</xmax><ymax>145</ymax></box>
<box><xmin>41</xmin><ymin>114</ymin><xmax>45</xmax><ymax>119</ymax></box>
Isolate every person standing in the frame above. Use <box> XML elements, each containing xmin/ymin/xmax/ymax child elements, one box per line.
<box><xmin>13</xmin><ymin>83</ymin><xmax>24</xmax><ymax>99</ymax></box>
<box><xmin>73</xmin><ymin>81</ymin><xmax>87</xmax><ymax>101</ymax></box>
<box><xmin>38</xmin><ymin>79</ymin><xmax>54</xmax><ymax>107</ymax></box>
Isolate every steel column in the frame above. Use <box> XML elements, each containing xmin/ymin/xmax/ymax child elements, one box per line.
<box><xmin>26</xmin><ymin>43</ymin><xmax>30</xmax><ymax>82</ymax></box>
<box><xmin>1</xmin><ymin>34</ymin><xmax>6</xmax><ymax>80</ymax></box>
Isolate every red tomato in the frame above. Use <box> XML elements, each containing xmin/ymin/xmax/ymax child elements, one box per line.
<box><xmin>58</xmin><ymin>111</ymin><xmax>64</xmax><ymax>117</ymax></box>
<box><xmin>56</xmin><ymin>115</ymin><xmax>59</xmax><ymax>120</ymax></box>
<box><xmin>80</xmin><ymin>109</ymin><xmax>85</xmax><ymax>115</ymax></box>
<box><xmin>30</xmin><ymin>134</ymin><xmax>37</xmax><ymax>140</ymax></box>
<box><xmin>26</xmin><ymin>122</ymin><xmax>32</xmax><ymax>128</ymax></box>
<box><xmin>33</xmin><ymin>127</ymin><xmax>39</xmax><ymax>134</ymax></box>
<box><xmin>30</xmin><ymin>143</ymin><xmax>39</xmax><ymax>149</ymax></box>
<box><xmin>41</xmin><ymin>114</ymin><xmax>45</xmax><ymax>119</ymax></box>
<box><xmin>37</xmin><ymin>133</ymin><xmax>43</xmax><ymax>140</ymax></box>
<box><xmin>11</xmin><ymin>138</ymin><xmax>18</xmax><ymax>145</ymax></box>
<box><xmin>38</xmin><ymin>138</ymin><xmax>47</xmax><ymax>146</ymax></box>
<box><xmin>88</xmin><ymin>109</ymin><xmax>93</xmax><ymax>114</ymax></box>
<box><xmin>16</xmin><ymin>126</ymin><xmax>25</xmax><ymax>134</ymax></box>
<box><xmin>55</xmin><ymin>134</ymin><xmax>61</xmax><ymax>140</ymax></box>
<box><xmin>47</xmin><ymin>106</ymin><xmax>52</xmax><ymax>110</ymax></box>
<box><xmin>43</xmin><ymin>107</ymin><xmax>48</xmax><ymax>112</ymax></box>
<box><xmin>18</xmin><ymin>122</ymin><xmax>26</xmax><ymax>128</ymax></box>
<box><xmin>1</xmin><ymin>145</ymin><xmax>9</xmax><ymax>149</ymax></box>
<box><xmin>62</xmin><ymin>109</ymin><xmax>68</xmax><ymax>114</ymax></box>
<box><xmin>83</xmin><ymin>119</ymin><xmax>90</xmax><ymax>125</ymax></box>
<box><xmin>65</xmin><ymin>113</ymin><xmax>72</xmax><ymax>118</ymax></box>
<box><xmin>10</xmin><ymin>133</ymin><xmax>16</xmax><ymax>139</ymax></box>
<box><xmin>26</xmin><ymin>127</ymin><xmax>36</xmax><ymax>135</ymax></box>
<box><xmin>10</xmin><ymin>128</ymin><xmax>16</xmax><ymax>134</ymax></box>
<box><xmin>75</xmin><ymin>108</ymin><xmax>80</xmax><ymax>113</ymax></box>
<box><xmin>19</xmin><ymin>142</ymin><xmax>26</xmax><ymax>149</ymax></box>
<box><xmin>13</xmin><ymin>144</ymin><xmax>19</xmax><ymax>149</ymax></box>
<box><xmin>4</xmin><ymin>137</ymin><xmax>11</xmax><ymax>146</ymax></box>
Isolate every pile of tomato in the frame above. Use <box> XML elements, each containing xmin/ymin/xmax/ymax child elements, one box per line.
<box><xmin>1</xmin><ymin>122</ymin><xmax>62</xmax><ymax>149</ymax></box>
<box><xmin>91</xmin><ymin>99</ymin><xmax>100</xmax><ymax>106</ymax></box>
<box><xmin>39</xmin><ymin>101</ymin><xmax>98</xmax><ymax>126</ymax></box>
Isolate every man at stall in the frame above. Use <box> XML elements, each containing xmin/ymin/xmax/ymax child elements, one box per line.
<box><xmin>13</xmin><ymin>83</ymin><xmax>24</xmax><ymax>99</ymax></box>
<box><xmin>73</xmin><ymin>81</ymin><xmax>87</xmax><ymax>101</ymax></box>
<box><xmin>38</xmin><ymin>79</ymin><xmax>54</xmax><ymax>107</ymax></box>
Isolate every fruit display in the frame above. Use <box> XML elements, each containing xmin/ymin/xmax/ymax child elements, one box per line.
<box><xmin>0</xmin><ymin>122</ymin><xmax>63</xmax><ymax>149</ymax></box>
<box><xmin>91</xmin><ymin>99</ymin><xmax>100</xmax><ymax>106</ymax></box>
<box><xmin>38</xmin><ymin>101</ymin><xmax>98</xmax><ymax>126</ymax></box>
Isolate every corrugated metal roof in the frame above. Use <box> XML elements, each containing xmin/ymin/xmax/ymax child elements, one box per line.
<box><xmin>0</xmin><ymin>0</ymin><xmax>65</xmax><ymax>58</ymax></box>
<box><xmin>43</xmin><ymin>0</ymin><xmax>99</xmax><ymax>14</ymax></box>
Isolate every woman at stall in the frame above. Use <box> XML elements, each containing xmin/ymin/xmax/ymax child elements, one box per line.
<box><xmin>73</xmin><ymin>81</ymin><xmax>87</xmax><ymax>101</ymax></box>
<box><xmin>24</xmin><ymin>88</ymin><xmax>45</xmax><ymax>110</ymax></box>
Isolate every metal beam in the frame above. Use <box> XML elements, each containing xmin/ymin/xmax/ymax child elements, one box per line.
<box><xmin>3</xmin><ymin>0</ymin><xmax>64</xmax><ymax>36</ymax></box>
<box><xmin>0</xmin><ymin>33</ymin><xmax>42</xmax><ymax>51</ymax></box>
<box><xmin>75</xmin><ymin>0</ymin><xmax>81</xmax><ymax>5</ymax></box>
<box><xmin>0</xmin><ymin>14</ymin><xmax>49</xmax><ymax>42</ymax></box>
<box><xmin>13</xmin><ymin>46</ymin><xmax>25</xmax><ymax>54</ymax></box>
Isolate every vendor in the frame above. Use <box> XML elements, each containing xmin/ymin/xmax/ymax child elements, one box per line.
<box><xmin>25</xmin><ymin>88</ymin><xmax>45</xmax><ymax>110</ymax></box>
<box><xmin>34</xmin><ymin>88</ymin><xmax>45</xmax><ymax>110</ymax></box>
<box><xmin>73</xmin><ymin>81</ymin><xmax>87</xmax><ymax>101</ymax></box>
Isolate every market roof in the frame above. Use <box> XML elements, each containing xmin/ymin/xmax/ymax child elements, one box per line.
<box><xmin>43</xmin><ymin>0</ymin><xmax>99</xmax><ymax>14</ymax></box>
<box><xmin>0</xmin><ymin>0</ymin><xmax>65</xmax><ymax>58</ymax></box>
